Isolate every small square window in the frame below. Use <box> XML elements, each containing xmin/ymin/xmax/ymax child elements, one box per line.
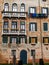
<box><xmin>43</xmin><ymin>37</ymin><xmax>49</xmax><ymax>43</ymax></box>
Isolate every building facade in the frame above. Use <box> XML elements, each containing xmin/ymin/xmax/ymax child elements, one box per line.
<box><xmin>0</xmin><ymin>0</ymin><xmax>49</xmax><ymax>64</ymax></box>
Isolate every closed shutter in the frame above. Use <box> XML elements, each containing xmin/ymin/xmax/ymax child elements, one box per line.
<box><xmin>35</xmin><ymin>23</ymin><xmax>37</xmax><ymax>31</ymax></box>
<box><xmin>3</xmin><ymin>36</ymin><xmax>8</xmax><ymax>43</ymax></box>
<box><xmin>31</xmin><ymin>38</ymin><xmax>35</xmax><ymax>43</ymax></box>
<box><xmin>16</xmin><ymin>37</ymin><xmax>19</xmax><ymax>44</ymax></box>
<box><xmin>29</xmin><ymin>37</ymin><xmax>31</xmax><ymax>43</ymax></box>
<box><xmin>10</xmin><ymin>37</ymin><xmax>12</xmax><ymax>43</ymax></box>
<box><xmin>19</xmin><ymin>37</ymin><xmax>21</xmax><ymax>44</ymax></box>
<box><xmin>25</xmin><ymin>36</ymin><xmax>27</xmax><ymax>43</ymax></box>
<box><xmin>44</xmin><ymin>23</ymin><xmax>48</xmax><ymax>31</ymax></box>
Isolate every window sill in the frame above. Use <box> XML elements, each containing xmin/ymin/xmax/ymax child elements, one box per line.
<box><xmin>43</xmin><ymin>43</ymin><xmax>49</xmax><ymax>45</ymax></box>
<box><xmin>29</xmin><ymin>31</ymin><xmax>37</xmax><ymax>32</ymax></box>
<box><xmin>31</xmin><ymin>43</ymin><xmax>36</xmax><ymax>45</ymax></box>
<box><xmin>43</xmin><ymin>31</ymin><xmax>48</xmax><ymax>32</ymax></box>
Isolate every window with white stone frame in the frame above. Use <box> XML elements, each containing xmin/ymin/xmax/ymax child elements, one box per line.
<box><xmin>20</xmin><ymin>3</ymin><xmax>25</xmax><ymax>16</ymax></box>
<box><xmin>4</xmin><ymin>3</ymin><xmax>9</xmax><ymax>11</ymax></box>
<box><xmin>12</xmin><ymin>3</ymin><xmax>18</xmax><ymax>12</ymax></box>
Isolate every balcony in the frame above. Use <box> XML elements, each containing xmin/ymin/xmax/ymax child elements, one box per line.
<box><xmin>2</xmin><ymin>29</ymin><xmax>26</xmax><ymax>35</ymax></box>
<box><xmin>29</xmin><ymin>13</ymin><xmax>48</xmax><ymax>18</ymax></box>
<box><xmin>2</xmin><ymin>11</ymin><xmax>27</xmax><ymax>18</ymax></box>
<box><xmin>19</xmin><ymin>29</ymin><xmax>26</xmax><ymax>35</ymax></box>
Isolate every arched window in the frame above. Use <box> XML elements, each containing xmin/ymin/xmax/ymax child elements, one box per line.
<box><xmin>12</xmin><ymin>3</ymin><xmax>18</xmax><ymax>12</ymax></box>
<box><xmin>21</xmin><ymin>3</ymin><xmax>25</xmax><ymax>12</ymax></box>
<box><xmin>4</xmin><ymin>3</ymin><xmax>9</xmax><ymax>11</ymax></box>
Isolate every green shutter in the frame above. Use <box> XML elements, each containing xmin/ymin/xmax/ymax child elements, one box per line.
<box><xmin>3</xmin><ymin>36</ymin><xmax>8</xmax><ymax>43</ymax></box>
<box><xmin>44</xmin><ymin>23</ymin><xmax>48</xmax><ymax>31</ymax></box>
<box><xmin>16</xmin><ymin>37</ymin><xmax>19</xmax><ymax>44</ymax></box>
<box><xmin>19</xmin><ymin>37</ymin><xmax>21</xmax><ymax>44</ymax></box>
<box><xmin>10</xmin><ymin>37</ymin><xmax>12</xmax><ymax>43</ymax></box>
<box><xmin>35</xmin><ymin>23</ymin><xmax>37</xmax><ymax>31</ymax></box>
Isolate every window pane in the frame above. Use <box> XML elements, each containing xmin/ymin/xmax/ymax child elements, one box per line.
<box><xmin>21</xmin><ymin>4</ymin><xmax>25</xmax><ymax>12</ymax></box>
<box><xmin>12</xmin><ymin>50</ymin><xmax>16</xmax><ymax>56</ymax></box>
<box><xmin>20</xmin><ymin>38</ymin><xmax>25</xmax><ymax>43</ymax></box>
<box><xmin>10</xmin><ymin>37</ymin><xmax>18</xmax><ymax>43</ymax></box>
<box><xmin>3</xmin><ymin>21</ymin><xmax>8</xmax><ymax>29</ymax></box>
<box><xmin>12</xmin><ymin>22</ymin><xmax>17</xmax><ymax>29</ymax></box>
<box><xmin>29</xmin><ymin>23</ymin><xmax>37</xmax><ymax>31</ymax></box>
<box><xmin>20</xmin><ymin>21</ymin><xmax>25</xmax><ymax>30</ymax></box>
<box><xmin>30</xmin><ymin>8</ymin><xmax>36</xmax><ymax>13</ymax></box>
<box><xmin>12</xmin><ymin>4</ymin><xmax>17</xmax><ymax>11</ymax></box>
<box><xmin>31</xmin><ymin>50</ymin><xmax>35</xmax><ymax>56</ymax></box>
<box><xmin>42</xmin><ymin>8</ymin><xmax>47</xmax><ymax>14</ymax></box>
<box><xmin>4</xmin><ymin>3</ymin><xmax>9</xmax><ymax>11</ymax></box>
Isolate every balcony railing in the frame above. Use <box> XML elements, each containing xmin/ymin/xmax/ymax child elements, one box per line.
<box><xmin>2</xmin><ymin>29</ymin><xmax>26</xmax><ymax>35</ymax></box>
<box><xmin>2</xmin><ymin>11</ymin><xmax>27</xmax><ymax>18</ymax></box>
<box><xmin>29</xmin><ymin>13</ymin><xmax>48</xmax><ymax>18</ymax></box>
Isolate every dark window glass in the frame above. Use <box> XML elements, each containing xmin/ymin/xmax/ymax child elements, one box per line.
<box><xmin>31</xmin><ymin>50</ymin><xmax>35</xmax><ymax>56</ymax></box>
<box><xmin>3</xmin><ymin>36</ymin><xmax>8</xmax><ymax>43</ymax></box>
<box><xmin>42</xmin><ymin>0</ymin><xmax>46</xmax><ymax>2</ymax></box>
<box><xmin>43</xmin><ymin>23</ymin><xmax>48</xmax><ymax>31</ymax></box>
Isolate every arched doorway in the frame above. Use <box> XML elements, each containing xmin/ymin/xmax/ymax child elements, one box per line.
<box><xmin>20</xmin><ymin>50</ymin><xmax>27</xmax><ymax>64</ymax></box>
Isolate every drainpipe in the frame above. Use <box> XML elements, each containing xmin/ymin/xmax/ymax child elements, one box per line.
<box><xmin>38</xmin><ymin>0</ymin><xmax>43</xmax><ymax>59</ymax></box>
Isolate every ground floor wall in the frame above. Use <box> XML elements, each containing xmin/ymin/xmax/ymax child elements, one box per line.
<box><xmin>0</xmin><ymin>43</ymin><xmax>49</xmax><ymax>64</ymax></box>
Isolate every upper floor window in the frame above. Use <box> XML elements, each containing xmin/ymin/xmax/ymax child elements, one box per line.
<box><xmin>12</xmin><ymin>3</ymin><xmax>18</xmax><ymax>12</ymax></box>
<box><xmin>29</xmin><ymin>22</ymin><xmax>37</xmax><ymax>31</ymax></box>
<box><xmin>21</xmin><ymin>3</ymin><xmax>25</xmax><ymax>12</ymax></box>
<box><xmin>11</xmin><ymin>22</ymin><xmax>17</xmax><ymax>29</ymax></box>
<box><xmin>2</xmin><ymin>36</ymin><xmax>8</xmax><ymax>43</ymax></box>
<box><xmin>3</xmin><ymin>21</ymin><xmax>8</xmax><ymax>33</ymax></box>
<box><xmin>20</xmin><ymin>21</ymin><xmax>25</xmax><ymax>31</ymax></box>
<box><xmin>43</xmin><ymin>23</ymin><xmax>48</xmax><ymax>31</ymax></box>
<box><xmin>3</xmin><ymin>21</ymin><xmax>8</xmax><ymax>29</ymax></box>
<box><xmin>42</xmin><ymin>7</ymin><xmax>48</xmax><ymax>14</ymax></box>
<box><xmin>19</xmin><ymin>36</ymin><xmax>27</xmax><ymax>43</ymax></box>
<box><xmin>10</xmin><ymin>36</ymin><xmax>18</xmax><ymax>44</ymax></box>
<box><xmin>29</xmin><ymin>7</ymin><xmax>36</xmax><ymax>14</ymax></box>
<box><xmin>4</xmin><ymin>3</ymin><xmax>9</xmax><ymax>11</ymax></box>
